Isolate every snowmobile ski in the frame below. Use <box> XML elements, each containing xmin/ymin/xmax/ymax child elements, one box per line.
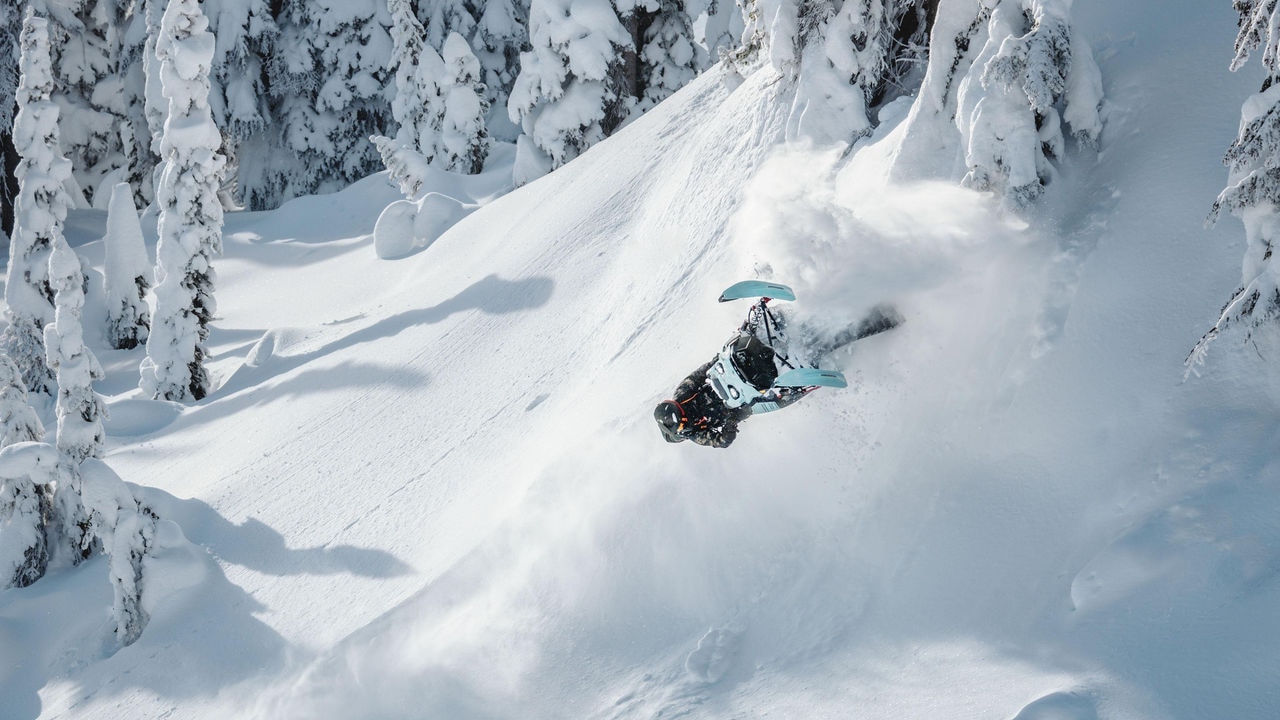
<box><xmin>718</xmin><ymin>280</ymin><xmax>796</xmax><ymax>303</ymax></box>
<box><xmin>773</xmin><ymin>367</ymin><xmax>848</xmax><ymax>389</ymax></box>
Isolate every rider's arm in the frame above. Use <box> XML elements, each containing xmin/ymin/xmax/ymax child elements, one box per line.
<box><xmin>674</xmin><ymin>358</ymin><xmax>717</xmax><ymax>399</ymax></box>
<box><xmin>688</xmin><ymin>405</ymin><xmax>751</xmax><ymax>449</ymax></box>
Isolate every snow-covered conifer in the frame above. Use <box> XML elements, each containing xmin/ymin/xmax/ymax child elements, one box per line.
<box><xmin>1191</xmin><ymin>0</ymin><xmax>1280</xmax><ymax>361</ymax></box>
<box><xmin>77</xmin><ymin>459</ymin><xmax>161</xmax><ymax>646</ymax></box>
<box><xmin>781</xmin><ymin>1</ymin><xmax>930</xmax><ymax>144</ymax></box>
<box><xmin>0</xmin><ymin>442</ymin><xmax>57</xmax><ymax>589</ymax></box>
<box><xmin>3</xmin><ymin>12</ymin><xmax>69</xmax><ymax>396</ymax></box>
<box><xmin>416</xmin><ymin>0</ymin><xmax>479</xmax><ymax>51</ymax></box>
<box><xmin>44</xmin><ymin>0</ymin><xmax>139</xmax><ymax>207</ymax></box>
<box><xmin>141</xmin><ymin>0</ymin><xmax>168</xmax><ymax>159</ymax></box>
<box><xmin>106</xmin><ymin>496</ymin><xmax>159</xmax><ymax>646</ymax></box>
<box><xmin>140</xmin><ymin>0</ymin><xmax>226</xmax><ymax>402</ymax></box>
<box><xmin>0</xmin><ymin>2</ymin><xmax>20</xmax><ymax>234</ymax></box>
<box><xmin>0</xmin><ymin>355</ymin><xmax>46</xmax><ymax>449</ymax></box>
<box><xmin>691</xmin><ymin>0</ymin><xmax>742</xmax><ymax>64</ymax></box>
<box><xmin>509</xmin><ymin>0</ymin><xmax>633</xmax><ymax>180</ymax></box>
<box><xmin>440</xmin><ymin>32</ymin><xmax>492</xmax><ymax>173</ymax></box>
<box><xmin>103</xmin><ymin>183</ymin><xmax>152</xmax><ymax>349</ymax></box>
<box><xmin>0</xmin><ymin>437</ymin><xmax>165</xmax><ymax>646</ymax></box>
<box><xmin>890</xmin><ymin>0</ymin><xmax>1101</xmax><ymax>206</ymax></box>
<box><xmin>954</xmin><ymin>0</ymin><xmax>1102</xmax><ymax>206</ymax></box>
<box><xmin>371</xmin><ymin>0</ymin><xmax>443</xmax><ymax>198</ymax></box>
<box><xmin>627</xmin><ymin>0</ymin><xmax>699</xmax><ymax>113</ymax></box>
<box><xmin>45</xmin><ymin>241</ymin><xmax>107</xmax><ymax>463</ymax></box>
<box><xmin>474</xmin><ymin>0</ymin><xmax>529</xmax><ymax>134</ymax></box>
<box><xmin>263</xmin><ymin>0</ymin><xmax>393</xmax><ymax>208</ymax></box>
<box><xmin>205</xmin><ymin>0</ymin><xmax>278</xmax><ymax>208</ymax></box>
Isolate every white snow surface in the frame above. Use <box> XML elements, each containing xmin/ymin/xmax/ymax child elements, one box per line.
<box><xmin>3</xmin><ymin>3</ymin><xmax>1280</xmax><ymax>719</ymax></box>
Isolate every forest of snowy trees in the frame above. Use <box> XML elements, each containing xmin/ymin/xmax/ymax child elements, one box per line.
<box><xmin>0</xmin><ymin>0</ymin><xmax>1124</xmax><ymax>649</ymax></box>
<box><xmin>0</xmin><ymin>0</ymin><xmax>949</xmax><ymax>233</ymax></box>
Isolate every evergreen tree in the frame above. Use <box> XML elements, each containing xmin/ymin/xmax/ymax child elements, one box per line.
<box><xmin>1190</xmin><ymin>0</ymin><xmax>1280</xmax><ymax>362</ymax></box>
<box><xmin>508</xmin><ymin>0</ymin><xmax>633</xmax><ymax>181</ymax></box>
<box><xmin>140</xmin><ymin>0</ymin><xmax>225</xmax><ymax>402</ymax></box>
<box><xmin>263</xmin><ymin>0</ymin><xmax>393</xmax><ymax>208</ymax></box>
<box><xmin>103</xmin><ymin>182</ymin><xmax>152</xmax><ymax>350</ymax></box>
<box><xmin>205</xmin><ymin>0</ymin><xmax>279</xmax><ymax>208</ymax></box>
<box><xmin>45</xmin><ymin>240</ymin><xmax>107</xmax><ymax>463</ymax></box>
<box><xmin>102</xmin><ymin>489</ymin><xmax>160</xmax><ymax>646</ymax></box>
<box><xmin>416</xmin><ymin>0</ymin><xmax>478</xmax><ymax>51</ymax></box>
<box><xmin>371</xmin><ymin>0</ymin><xmax>444</xmax><ymax>198</ymax></box>
<box><xmin>440</xmin><ymin>31</ymin><xmax>492</xmax><ymax>173</ymax></box>
<box><xmin>0</xmin><ymin>355</ymin><xmax>45</xmax><ymax>448</ymax></box>
<box><xmin>474</xmin><ymin>0</ymin><xmax>529</xmax><ymax>137</ymax></box>
<box><xmin>890</xmin><ymin>0</ymin><xmax>1101</xmax><ymax>206</ymax></box>
<box><xmin>0</xmin><ymin>441</ymin><xmax>57</xmax><ymax>589</ymax></box>
<box><xmin>0</xmin><ymin>2</ymin><xmax>21</xmax><ymax>236</ymax></box>
<box><xmin>954</xmin><ymin>0</ymin><xmax>1101</xmax><ymax>206</ymax></box>
<box><xmin>44</xmin><ymin>0</ymin><xmax>139</xmax><ymax>207</ymax></box>
<box><xmin>630</xmin><ymin>0</ymin><xmax>699</xmax><ymax>113</ymax></box>
<box><xmin>690</xmin><ymin>0</ymin><xmax>742</xmax><ymax>64</ymax></box>
<box><xmin>726</xmin><ymin>0</ymin><xmax>930</xmax><ymax>143</ymax></box>
<box><xmin>3</xmin><ymin>11</ymin><xmax>68</xmax><ymax>396</ymax></box>
<box><xmin>141</xmin><ymin>0</ymin><xmax>167</xmax><ymax>159</ymax></box>
<box><xmin>0</xmin><ymin>438</ymin><xmax>162</xmax><ymax>646</ymax></box>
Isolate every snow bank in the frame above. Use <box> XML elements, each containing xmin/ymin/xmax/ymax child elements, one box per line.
<box><xmin>373</xmin><ymin>193</ymin><xmax>474</xmax><ymax>259</ymax></box>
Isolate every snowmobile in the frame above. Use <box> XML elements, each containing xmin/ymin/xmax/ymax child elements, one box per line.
<box><xmin>707</xmin><ymin>280</ymin><xmax>902</xmax><ymax>414</ymax></box>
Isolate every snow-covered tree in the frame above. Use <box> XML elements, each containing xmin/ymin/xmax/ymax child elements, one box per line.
<box><xmin>0</xmin><ymin>2</ymin><xmax>21</xmax><ymax>236</ymax></box>
<box><xmin>374</xmin><ymin>19</ymin><xmax>491</xmax><ymax>192</ymax></box>
<box><xmin>0</xmin><ymin>355</ymin><xmax>46</xmax><ymax>449</ymax></box>
<box><xmin>205</xmin><ymin>0</ymin><xmax>277</xmax><ymax>148</ymax></box>
<box><xmin>261</xmin><ymin>0</ymin><xmax>393</xmax><ymax>208</ymax></box>
<box><xmin>773</xmin><ymin>0</ymin><xmax>932</xmax><ymax>144</ymax></box>
<box><xmin>0</xmin><ymin>438</ymin><xmax>164</xmax><ymax>646</ymax></box>
<box><xmin>371</xmin><ymin>0</ymin><xmax>444</xmax><ymax>198</ymax></box>
<box><xmin>45</xmin><ymin>241</ymin><xmax>107</xmax><ymax>463</ymax></box>
<box><xmin>440</xmin><ymin>31</ymin><xmax>492</xmax><ymax>173</ymax></box>
<box><xmin>104</xmin><ymin>182</ymin><xmax>151</xmax><ymax>349</ymax></box>
<box><xmin>890</xmin><ymin>0</ymin><xmax>1101</xmax><ymax>207</ymax></box>
<box><xmin>140</xmin><ymin>0</ymin><xmax>226</xmax><ymax>402</ymax></box>
<box><xmin>44</xmin><ymin>0</ymin><xmax>140</xmax><ymax>207</ymax></box>
<box><xmin>3</xmin><ymin>11</ymin><xmax>69</xmax><ymax>396</ymax></box>
<box><xmin>474</xmin><ymin>0</ymin><xmax>529</xmax><ymax>136</ymax></box>
<box><xmin>205</xmin><ymin>0</ymin><xmax>279</xmax><ymax>208</ymax></box>
<box><xmin>955</xmin><ymin>0</ymin><xmax>1102</xmax><ymax>205</ymax></box>
<box><xmin>141</xmin><ymin>0</ymin><xmax>168</xmax><ymax>159</ymax></box>
<box><xmin>628</xmin><ymin>0</ymin><xmax>699</xmax><ymax>113</ymax></box>
<box><xmin>78</xmin><ymin>459</ymin><xmax>161</xmax><ymax>646</ymax></box>
<box><xmin>0</xmin><ymin>441</ymin><xmax>57</xmax><ymax>589</ymax></box>
<box><xmin>1190</xmin><ymin>0</ymin><xmax>1280</xmax><ymax>363</ymax></box>
<box><xmin>416</xmin><ymin>0</ymin><xmax>478</xmax><ymax>51</ymax></box>
<box><xmin>689</xmin><ymin>0</ymin><xmax>742</xmax><ymax>64</ymax></box>
<box><xmin>509</xmin><ymin>0</ymin><xmax>634</xmax><ymax>182</ymax></box>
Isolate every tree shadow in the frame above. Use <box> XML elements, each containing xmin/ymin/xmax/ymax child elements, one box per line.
<box><xmin>210</xmin><ymin>273</ymin><xmax>553</xmax><ymax>401</ymax></box>
<box><xmin>139</xmin><ymin>486</ymin><xmax>413</xmax><ymax>580</ymax></box>
<box><xmin>0</xmin><ymin>549</ymin><xmax>291</xmax><ymax>719</ymax></box>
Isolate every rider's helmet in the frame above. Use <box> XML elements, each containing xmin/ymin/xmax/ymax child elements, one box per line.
<box><xmin>653</xmin><ymin>401</ymin><xmax>686</xmax><ymax>443</ymax></box>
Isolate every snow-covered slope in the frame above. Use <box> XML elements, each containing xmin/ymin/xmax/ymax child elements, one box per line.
<box><xmin>3</xmin><ymin>2</ymin><xmax>1279</xmax><ymax>719</ymax></box>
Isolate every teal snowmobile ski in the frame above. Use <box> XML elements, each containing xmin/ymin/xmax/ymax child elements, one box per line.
<box><xmin>708</xmin><ymin>281</ymin><xmax>900</xmax><ymax>413</ymax></box>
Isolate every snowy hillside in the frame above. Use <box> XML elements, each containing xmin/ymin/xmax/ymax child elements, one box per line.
<box><xmin>3</xmin><ymin>2</ymin><xmax>1280</xmax><ymax>719</ymax></box>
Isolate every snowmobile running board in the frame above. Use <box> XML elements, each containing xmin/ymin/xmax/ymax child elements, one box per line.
<box><xmin>718</xmin><ymin>280</ymin><xmax>796</xmax><ymax>303</ymax></box>
<box><xmin>773</xmin><ymin>367</ymin><xmax>848</xmax><ymax>389</ymax></box>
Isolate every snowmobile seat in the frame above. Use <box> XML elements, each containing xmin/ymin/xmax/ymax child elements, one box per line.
<box><xmin>728</xmin><ymin>331</ymin><xmax>778</xmax><ymax>390</ymax></box>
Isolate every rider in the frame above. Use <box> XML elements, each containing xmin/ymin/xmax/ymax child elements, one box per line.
<box><xmin>653</xmin><ymin>358</ymin><xmax>753</xmax><ymax>448</ymax></box>
<box><xmin>654</xmin><ymin>331</ymin><xmax>805</xmax><ymax>448</ymax></box>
